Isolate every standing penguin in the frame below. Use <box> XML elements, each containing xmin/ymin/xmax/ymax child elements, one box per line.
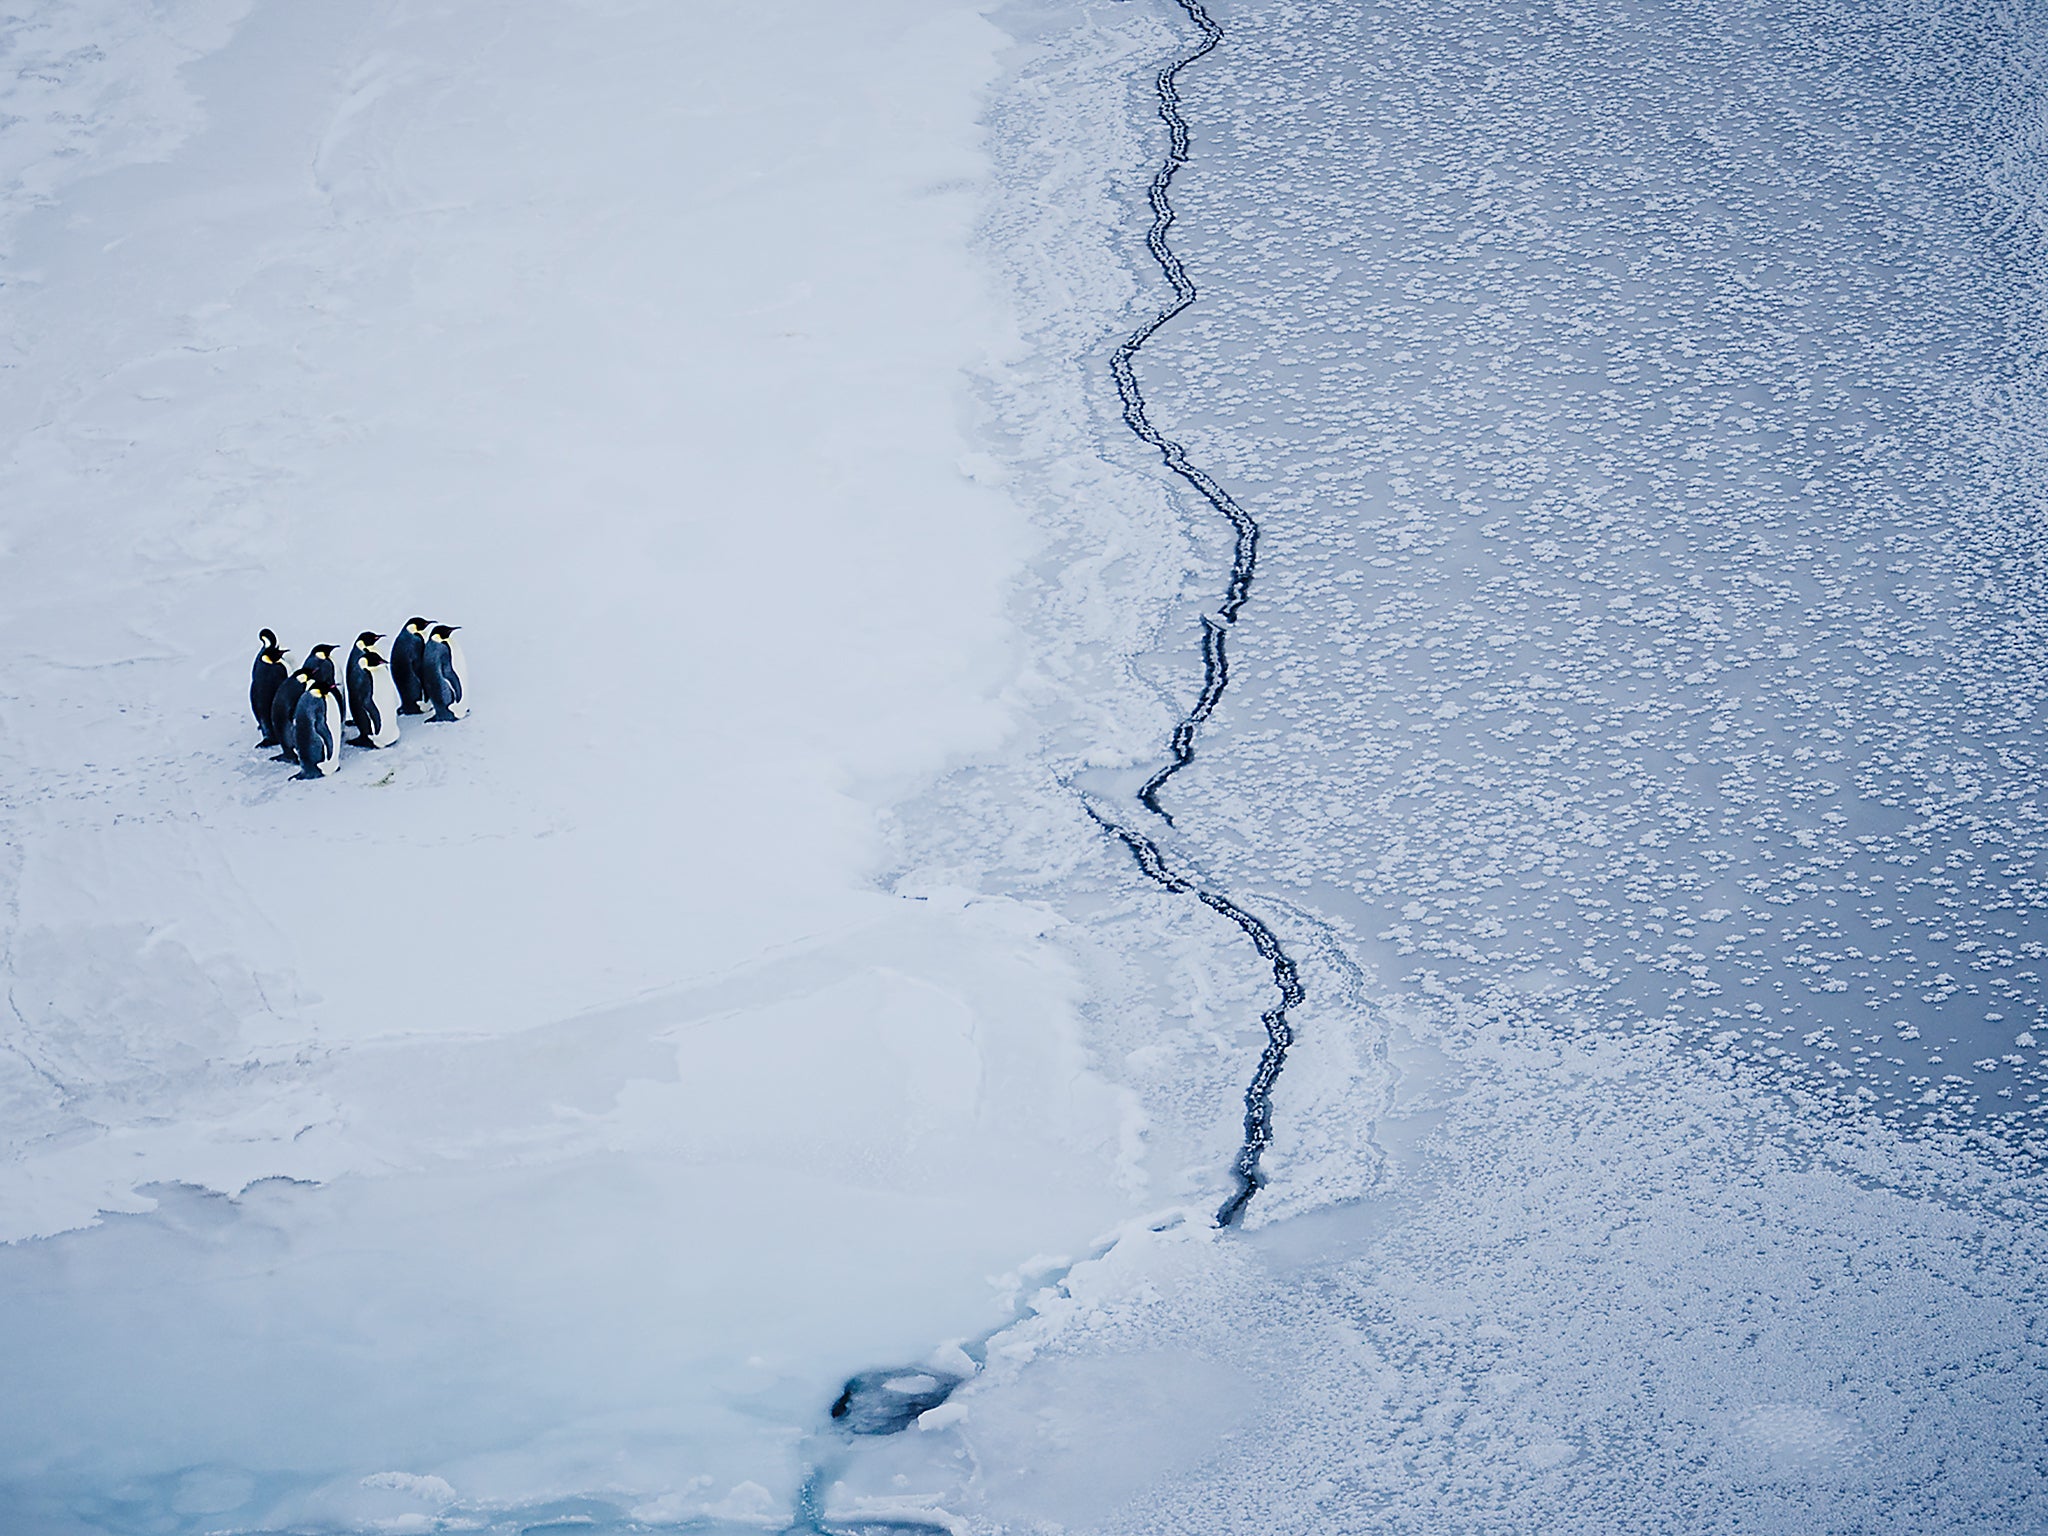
<box><xmin>301</xmin><ymin>643</ymin><xmax>341</xmax><ymax>692</ymax></box>
<box><xmin>350</xmin><ymin>651</ymin><xmax>402</xmax><ymax>748</ymax></box>
<box><xmin>250</xmin><ymin>630</ymin><xmax>292</xmax><ymax>746</ymax></box>
<box><xmin>269</xmin><ymin>667</ymin><xmax>313</xmax><ymax>762</ymax></box>
<box><xmin>291</xmin><ymin>678</ymin><xmax>344</xmax><ymax>779</ymax></box>
<box><xmin>345</xmin><ymin>632</ymin><xmax>385</xmax><ymax>740</ymax></box>
<box><xmin>423</xmin><ymin>624</ymin><xmax>468</xmax><ymax>721</ymax></box>
<box><xmin>390</xmin><ymin>618</ymin><xmax>431</xmax><ymax>715</ymax></box>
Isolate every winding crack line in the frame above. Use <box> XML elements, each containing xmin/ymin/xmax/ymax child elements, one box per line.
<box><xmin>1114</xmin><ymin>0</ymin><xmax>1252</xmax><ymax>823</ymax></box>
<box><xmin>1090</xmin><ymin>0</ymin><xmax>1305</xmax><ymax>1230</ymax></box>
<box><xmin>1085</xmin><ymin>805</ymin><xmax>1302</xmax><ymax>1227</ymax></box>
<box><xmin>793</xmin><ymin>7</ymin><xmax>1303</xmax><ymax>1509</ymax></box>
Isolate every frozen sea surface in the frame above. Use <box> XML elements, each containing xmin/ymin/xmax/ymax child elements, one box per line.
<box><xmin>1135</xmin><ymin>0</ymin><xmax>2048</xmax><ymax>1139</ymax></box>
<box><xmin>819</xmin><ymin>0</ymin><xmax>2048</xmax><ymax>1529</ymax></box>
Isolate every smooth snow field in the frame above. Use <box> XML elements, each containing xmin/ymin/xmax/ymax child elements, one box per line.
<box><xmin>4</xmin><ymin>0</ymin><xmax>2048</xmax><ymax>1532</ymax></box>
<box><xmin>0</xmin><ymin>0</ymin><xmax>1136</xmax><ymax>1528</ymax></box>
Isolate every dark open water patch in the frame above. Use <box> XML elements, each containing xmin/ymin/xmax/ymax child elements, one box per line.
<box><xmin>827</xmin><ymin>1368</ymin><xmax>965</xmax><ymax>1436</ymax></box>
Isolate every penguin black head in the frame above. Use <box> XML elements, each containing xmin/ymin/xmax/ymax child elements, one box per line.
<box><xmin>308</xmin><ymin>643</ymin><xmax>335</xmax><ymax>659</ymax></box>
<box><xmin>363</xmin><ymin>651</ymin><xmax>388</xmax><ymax>669</ymax></box>
<box><xmin>261</xmin><ymin>645</ymin><xmax>284</xmax><ymax>664</ymax></box>
<box><xmin>405</xmin><ymin>617</ymin><xmax>429</xmax><ymax>633</ymax></box>
<box><xmin>259</xmin><ymin>628</ymin><xmax>278</xmax><ymax>649</ymax></box>
<box><xmin>355</xmin><ymin>630</ymin><xmax>383</xmax><ymax>648</ymax></box>
<box><xmin>292</xmin><ymin>667</ymin><xmax>314</xmax><ymax>683</ymax></box>
<box><xmin>429</xmin><ymin>624</ymin><xmax>461</xmax><ymax>641</ymax></box>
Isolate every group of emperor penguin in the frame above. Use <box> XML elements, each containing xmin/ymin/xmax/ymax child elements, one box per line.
<box><xmin>249</xmin><ymin>619</ymin><xmax>468</xmax><ymax>780</ymax></box>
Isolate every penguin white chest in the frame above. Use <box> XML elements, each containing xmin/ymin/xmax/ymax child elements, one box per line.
<box><xmin>367</xmin><ymin>665</ymin><xmax>402</xmax><ymax>747</ymax></box>
<box><xmin>438</xmin><ymin>637</ymin><xmax>470</xmax><ymax>719</ymax></box>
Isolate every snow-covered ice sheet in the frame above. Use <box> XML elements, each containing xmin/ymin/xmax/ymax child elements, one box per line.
<box><xmin>830</xmin><ymin>1005</ymin><xmax>2048</xmax><ymax>1532</ymax></box>
<box><xmin>0</xmin><ymin>0</ymin><xmax>1152</xmax><ymax>1528</ymax></box>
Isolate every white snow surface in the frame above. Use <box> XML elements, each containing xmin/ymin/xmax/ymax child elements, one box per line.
<box><xmin>8</xmin><ymin>0</ymin><xmax>2048</xmax><ymax>1531</ymax></box>
<box><xmin>0</xmin><ymin>0</ymin><xmax>1143</xmax><ymax>1527</ymax></box>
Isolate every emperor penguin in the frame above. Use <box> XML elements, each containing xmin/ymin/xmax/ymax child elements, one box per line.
<box><xmin>291</xmin><ymin>678</ymin><xmax>343</xmax><ymax>779</ymax></box>
<box><xmin>424</xmin><ymin>624</ymin><xmax>468</xmax><ymax>721</ymax></box>
<box><xmin>269</xmin><ymin>667</ymin><xmax>313</xmax><ymax>762</ymax></box>
<box><xmin>350</xmin><ymin>650</ymin><xmax>402</xmax><ymax>748</ymax></box>
<box><xmin>345</xmin><ymin>632</ymin><xmax>386</xmax><ymax>740</ymax></box>
<box><xmin>390</xmin><ymin>618</ymin><xmax>431</xmax><ymax>715</ymax></box>
<box><xmin>301</xmin><ymin>643</ymin><xmax>341</xmax><ymax>693</ymax></box>
<box><xmin>250</xmin><ymin>630</ymin><xmax>292</xmax><ymax>746</ymax></box>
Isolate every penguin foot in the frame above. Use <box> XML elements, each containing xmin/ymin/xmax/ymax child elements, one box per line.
<box><xmin>430</xmin><ymin>711</ymin><xmax>459</xmax><ymax>723</ymax></box>
<box><xmin>291</xmin><ymin>767</ymin><xmax>327</xmax><ymax>781</ymax></box>
<box><xmin>399</xmin><ymin>704</ymin><xmax>425</xmax><ymax>716</ymax></box>
<box><xmin>349</xmin><ymin>735</ymin><xmax>379</xmax><ymax>748</ymax></box>
<box><xmin>270</xmin><ymin>751</ymin><xmax>297</xmax><ymax>763</ymax></box>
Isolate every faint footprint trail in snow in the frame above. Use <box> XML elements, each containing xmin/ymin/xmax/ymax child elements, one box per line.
<box><xmin>1091</xmin><ymin>0</ymin><xmax>1302</xmax><ymax>1230</ymax></box>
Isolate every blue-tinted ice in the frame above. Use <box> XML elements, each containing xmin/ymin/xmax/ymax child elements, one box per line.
<box><xmin>1133</xmin><ymin>0</ymin><xmax>2048</xmax><ymax>1142</ymax></box>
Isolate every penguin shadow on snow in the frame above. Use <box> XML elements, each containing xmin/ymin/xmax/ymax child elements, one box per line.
<box><xmin>247</xmin><ymin>620</ymin><xmax>468</xmax><ymax>785</ymax></box>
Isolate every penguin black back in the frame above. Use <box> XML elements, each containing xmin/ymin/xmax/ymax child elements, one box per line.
<box><xmin>250</xmin><ymin>631</ymin><xmax>290</xmax><ymax>746</ymax></box>
<box><xmin>269</xmin><ymin>668</ymin><xmax>312</xmax><ymax>761</ymax></box>
<box><xmin>424</xmin><ymin>624</ymin><xmax>467</xmax><ymax>721</ymax></box>
<box><xmin>346</xmin><ymin>632</ymin><xmax>384</xmax><ymax>738</ymax></box>
<box><xmin>351</xmin><ymin>650</ymin><xmax>402</xmax><ymax>747</ymax></box>
<box><xmin>390</xmin><ymin>618</ymin><xmax>431</xmax><ymax>715</ymax></box>
<box><xmin>291</xmin><ymin>679</ymin><xmax>341</xmax><ymax>779</ymax></box>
